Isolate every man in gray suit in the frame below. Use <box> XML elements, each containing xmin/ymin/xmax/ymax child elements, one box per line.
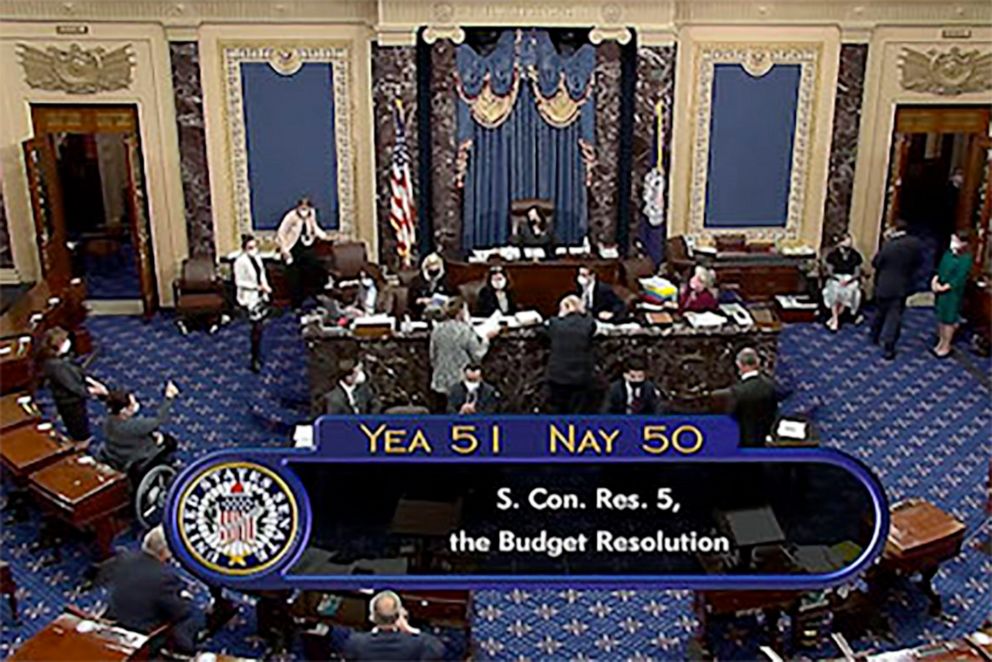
<box><xmin>324</xmin><ymin>359</ymin><xmax>380</xmax><ymax>415</ymax></box>
<box><xmin>103</xmin><ymin>381</ymin><xmax>180</xmax><ymax>482</ymax></box>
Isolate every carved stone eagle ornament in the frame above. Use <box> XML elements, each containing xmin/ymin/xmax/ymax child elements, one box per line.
<box><xmin>16</xmin><ymin>43</ymin><xmax>134</xmax><ymax>94</ymax></box>
<box><xmin>898</xmin><ymin>46</ymin><xmax>992</xmax><ymax>96</ymax></box>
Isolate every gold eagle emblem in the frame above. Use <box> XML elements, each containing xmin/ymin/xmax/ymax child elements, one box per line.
<box><xmin>16</xmin><ymin>43</ymin><xmax>134</xmax><ymax>94</ymax></box>
<box><xmin>898</xmin><ymin>46</ymin><xmax>992</xmax><ymax>96</ymax></box>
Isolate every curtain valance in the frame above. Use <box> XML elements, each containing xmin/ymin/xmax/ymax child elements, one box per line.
<box><xmin>455</xmin><ymin>29</ymin><xmax>596</xmax><ymax>129</ymax></box>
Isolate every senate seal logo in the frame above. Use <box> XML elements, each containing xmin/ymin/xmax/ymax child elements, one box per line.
<box><xmin>176</xmin><ymin>462</ymin><xmax>299</xmax><ymax>576</ymax></box>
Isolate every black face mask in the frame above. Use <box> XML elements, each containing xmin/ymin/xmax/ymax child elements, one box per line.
<box><xmin>627</xmin><ymin>379</ymin><xmax>644</xmax><ymax>389</ymax></box>
<box><xmin>427</xmin><ymin>268</ymin><xmax>441</xmax><ymax>279</ymax></box>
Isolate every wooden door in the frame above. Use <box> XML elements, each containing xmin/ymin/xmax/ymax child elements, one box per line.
<box><xmin>21</xmin><ymin>136</ymin><xmax>71</xmax><ymax>285</ymax></box>
<box><xmin>973</xmin><ymin>135</ymin><xmax>992</xmax><ymax>276</ymax></box>
<box><xmin>882</xmin><ymin>132</ymin><xmax>912</xmax><ymax>233</ymax></box>
<box><xmin>122</xmin><ymin>134</ymin><xmax>158</xmax><ymax>317</ymax></box>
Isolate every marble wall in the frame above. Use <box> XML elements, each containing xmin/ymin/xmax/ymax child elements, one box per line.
<box><xmin>821</xmin><ymin>44</ymin><xmax>869</xmax><ymax>249</ymax></box>
<box><xmin>631</xmin><ymin>44</ymin><xmax>676</xmax><ymax>260</ymax></box>
<box><xmin>0</xmin><ymin>182</ymin><xmax>11</xmax><ymax>268</ymax></box>
<box><xmin>372</xmin><ymin>44</ymin><xmax>419</xmax><ymax>270</ymax></box>
<box><xmin>170</xmin><ymin>42</ymin><xmax>215</xmax><ymax>258</ymax></box>
<box><xmin>429</xmin><ymin>40</ymin><xmax>460</xmax><ymax>258</ymax></box>
<box><xmin>589</xmin><ymin>42</ymin><xmax>622</xmax><ymax>248</ymax></box>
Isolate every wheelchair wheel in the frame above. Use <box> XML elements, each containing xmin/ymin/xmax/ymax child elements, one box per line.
<box><xmin>135</xmin><ymin>464</ymin><xmax>177</xmax><ymax>529</ymax></box>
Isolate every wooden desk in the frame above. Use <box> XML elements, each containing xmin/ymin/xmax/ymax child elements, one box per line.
<box><xmin>875</xmin><ymin>500</ymin><xmax>965</xmax><ymax>615</ymax></box>
<box><xmin>0</xmin><ymin>392</ymin><xmax>42</xmax><ymax>433</ymax></box>
<box><xmin>0</xmin><ymin>423</ymin><xmax>76</xmax><ymax>483</ymax></box>
<box><xmin>7</xmin><ymin>611</ymin><xmax>151</xmax><ymax>661</ymax></box>
<box><xmin>305</xmin><ymin>322</ymin><xmax>779</xmax><ymax>413</ymax></box>
<box><xmin>0</xmin><ymin>278</ymin><xmax>91</xmax><ymax>393</ymax></box>
<box><xmin>695</xmin><ymin>252</ymin><xmax>810</xmax><ymax>302</ymax></box>
<box><xmin>446</xmin><ymin>258</ymin><xmax>620</xmax><ymax>316</ymax></box>
<box><xmin>28</xmin><ymin>453</ymin><xmax>131</xmax><ymax>559</ymax></box>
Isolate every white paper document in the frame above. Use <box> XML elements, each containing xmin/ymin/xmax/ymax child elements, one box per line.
<box><xmin>776</xmin><ymin>419</ymin><xmax>808</xmax><ymax>440</ymax></box>
<box><xmin>684</xmin><ymin>311</ymin><xmax>726</xmax><ymax>328</ymax></box>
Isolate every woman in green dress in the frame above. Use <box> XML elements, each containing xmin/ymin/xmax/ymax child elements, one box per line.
<box><xmin>931</xmin><ymin>231</ymin><xmax>973</xmax><ymax>358</ymax></box>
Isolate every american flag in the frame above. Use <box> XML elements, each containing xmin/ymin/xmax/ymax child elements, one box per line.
<box><xmin>389</xmin><ymin>100</ymin><xmax>417</xmax><ymax>268</ymax></box>
<box><xmin>218</xmin><ymin>492</ymin><xmax>256</xmax><ymax>545</ymax></box>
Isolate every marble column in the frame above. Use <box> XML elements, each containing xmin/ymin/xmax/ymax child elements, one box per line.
<box><xmin>631</xmin><ymin>44</ymin><xmax>676</xmax><ymax>261</ymax></box>
<box><xmin>0</xmin><ymin>182</ymin><xmax>11</xmax><ymax>268</ymax></box>
<box><xmin>589</xmin><ymin>42</ymin><xmax>622</xmax><ymax>248</ymax></box>
<box><xmin>430</xmin><ymin>40</ymin><xmax>460</xmax><ymax>258</ymax></box>
<box><xmin>372</xmin><ymin>44</ymin><xmax>419</xmax><ymax>271</ymax></box>
<box><xmin>821</xmin><ymin>44</ymin><xmax>869</xmax><ymax>248</ymax></box>
<box><xmin>170</xmin><ymin>42</ymin><xmax>215</xmax><ymax>258</ymax></box>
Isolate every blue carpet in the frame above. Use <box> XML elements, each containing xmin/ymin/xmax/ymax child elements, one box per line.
<box><xmin>83</xmin><ymin>242</ymin><xmax>142</xmax><ymax>300</ymax></box>
<box><xmin>1</xmin><ymin>308</ymin><xmax>989</xmax><ymax>659</ymax></box>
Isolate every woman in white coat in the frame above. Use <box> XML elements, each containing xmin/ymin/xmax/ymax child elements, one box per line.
<box><xmin>234</xmin><ymin>234</ymin><xmax>272</xmax><ymax>372</ymax></box>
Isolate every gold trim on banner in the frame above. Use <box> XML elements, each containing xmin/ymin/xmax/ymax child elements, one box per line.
<box><xmin>530</xmin><ymin>72</ymin><xmax>592</xmax><ymax>128</ymax></box>
<box><xmin>456</xmin><ymin>70</ymin><xmax>520</xmax><ymax>129</ymax></box>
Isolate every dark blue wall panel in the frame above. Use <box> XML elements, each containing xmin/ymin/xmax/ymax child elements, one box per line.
<box><xmin>241</xmin><ymin>62</ymin><xmax>339</xmax><ymax>230</ymax></box>
<box><xmin>704</xmin><ymin>63</ymin><xmax>800</xmax><ymax>228</ymax></box>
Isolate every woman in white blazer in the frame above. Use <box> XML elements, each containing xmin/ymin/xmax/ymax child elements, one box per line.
<box><xmin>234</xmin><ymin>234</ymin><xmax>272</xmax><ymax>372</ymax></box>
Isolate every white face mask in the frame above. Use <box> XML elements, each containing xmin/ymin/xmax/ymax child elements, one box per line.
<box><xmin>361</xmin><ymin>276</ymin><xmax>375</xmax><ymax>288</ymax></box>
<box><xmin>577</xmin><ymin>275</ymin><xmax>589</xmax><ymax>288</ymax></box>
<box><xmin>248</xmin><ymin>247</ymin><xmax>259</xmax><ymax>258</ymax></box>
<box><xmin>465</xmin><ymin>380</ymin><xmax>480</xmax><ymax>391</ymax></box>
<box><xmin>131</xmin><ymin>400</ymin><xmax>141</xmax><ymax>415</ymax></box>
<box><xmin>492</xmin><ymin>277</ymin><xmax>506</xmax><ymax>290</ymax></box>
<box><xmin>59</xmin><ymin>339</ymin><xmax>72</xmax><ymax>355</ymax></box>
<box><xmin>353</xmin><ymin>369</ymin><xmax>367</xmax><ymax>385</ymax></box>
<box><xmin>951</xmin><ymin>238</ymin><xmax>965</xmax><ymax>253</ymax></box>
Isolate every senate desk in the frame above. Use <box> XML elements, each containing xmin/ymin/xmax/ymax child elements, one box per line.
<box><xmin>305</xmin><ymin>321</ymin><xmax>779</xmax><ymax>413</ymax></box>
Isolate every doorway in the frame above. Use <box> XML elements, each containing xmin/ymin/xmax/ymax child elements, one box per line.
<box><xmin>23</xmin><ymin>104</ymin><xmax>158</xmax><ymax>316</ymax></box>
<box><xmin>882</xmin><ymin>106</ymin><xmax>990</xmax><ymax>285</ymax></box>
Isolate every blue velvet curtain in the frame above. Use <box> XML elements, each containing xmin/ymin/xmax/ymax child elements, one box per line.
<box><xmin>456</xmin><ymin>30</ymin><xmax>596</xmax><ymax>250</ymax></box>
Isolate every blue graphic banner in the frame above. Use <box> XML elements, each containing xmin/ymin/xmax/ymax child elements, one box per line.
<box><xmin>164</xmin><ymin>415</ymin><xmax>888</xmax><ymax>591</ymax></box>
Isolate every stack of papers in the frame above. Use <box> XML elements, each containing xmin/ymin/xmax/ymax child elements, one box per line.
<box><xmin>775</xmin><ymin>295</ymin><xmax>817</xmax><ymax>309</ymax></box>
<box><xmin>354</xmin><ymin>314</ymin><xmax>395</xmax><ymax>329</ymax></box>
<box><xmin>598</xmin><ymin>245</ymin><xmax>620</xmax><ymax>259</ymax></box>
<box><xmin>684</xmin><ymin>311</ymin><xmax>726</xmax><ymax>328</ymax></box>
<box><xmin>293</xmin><ymin>425</ymin><xmax>315</xmax><ymax>448</ymax></box>
<box><xmin>473</xmin><ymin>311</ymin><xmax>502</xmax><ymax>339</ymax></box>
<box><xmin>522</xmin><ymin>247</ymin><xmax>546</xmax><ymax>260</ymax></box>
<box><xmin>498</xmin><ymin>246</ymin><xmax>522</xmax><ymax>261</ymax></box>
<box><xmin>639</xmin><ymin>276</ymin><xmax>677</xmax><ymax>304</ymax></box>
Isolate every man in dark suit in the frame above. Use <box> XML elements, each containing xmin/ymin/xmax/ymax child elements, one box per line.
<box><xmin>728</xmin><ymin>348</ymin><xmax>778</xmax><ymax>448</ymax></box>
<box><xmin>870</xmin><ymin>219</ymin><xmax>923</xmax><ymax>360</ymax></box>
<box><xmin>343</xmin><ymin>590</ymin><xmax>444</xmax><ymax>661</ymax></box>
<box><xmin>103</xmin><ymin>381</ymin><xmax>180</xmax><ymax>483</ymax></box>
<box><xmin>576</xmin><ymin>265</ymin><xmax>626</xmax><ymax>321</ymax></box>
<box><xmin>447</xmin><ymin>363</ymin><xmax>501</xmax><ymax>414</ymax></box>
<box><xmin>541</xmin><ymin>295</ymin><xmax>598</xmax><ymax>414</ymax></box>
<box><xmin>603</xmin><ymin>356</ymin><xmax>662</xmax><ymax>415</ymax></box>
<box><xmin>101</xmin><ymin>526</ymin><xmax>200</xmax><ymax>654</ymax></box>
<box><xmin>324</xmin><ymin>359</ymin><xmax>380</xmax><ymax>415</ymax></box>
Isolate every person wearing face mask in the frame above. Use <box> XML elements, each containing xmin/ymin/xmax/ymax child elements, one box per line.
<box><xmin>821</xmin><ymin>234</ymin><xmax>864</xmax><ymax>332</ymax></box>
<box><xmin>476</xmin><ymin>266</ymin><xmax>517</xmax><ymax>317</ymax></box>
<box><xmin>353</xmin><ymin>270</ymin><xmax>381</xmax><ymax>315</ymax></box>
<box><xmin>603</xmin><ymin>357</ymin><xmax>662</xmax><ymax>415</ymax></box>
<box><xmin>430</xmin><ymin>297</ymin><xmax>497</xmax><ymax>411</ymax></box>
<box><xmin>103</xmin><ymin>381</ymin><xmax>180</xmax><ymax>484</ymax></box>
<box><xmin>40</xmin><ymin>327</ymin><xmax>108</xmax><ymax>443</ymax></box>
<box><xmin>678</xmin><ymin>265</ymin><xmax>719</xmax><ymax>313</ymax></box>
<box><xmin>276</xmin><ymin>196</ymin><xmax>330</xmax><ymax>309</ymax></box>
<box><xmin>324</xmin><ymin>358</ymin><xmax>380</xmax><ymax>415</ymax></box>
<box><xmin>234</xmin><ymin>234</ymin><xmax>272</xmax><ymax>373</ymax></box>
<box><xmin>512</xmin><ymin>206</ymin><xmax>557</xmax><ymax>255</ymax></box>
<box><xmin>930</xmin><ymin>230</ymin><xmax>973</xmax><ymax>358</ymax></box>
<box><xmin>447</xmin><ymin>363</ymin><xmax>501</xmax><ymax>414</ymax></box>
<box><xmin>575</xmin><ymin>265</ymin><xmax>625</xmax><ymax>321</ymax></box>
<box><xmin>409</xmin><ymin>253</ymin><xmax>452</xmax><ymax>319</ymax></box>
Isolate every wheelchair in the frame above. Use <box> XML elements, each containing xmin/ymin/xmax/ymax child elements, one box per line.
<box><xmin>94</xmin><ymin>439</ymin><xmax>180</xmax><ymax>529</ymax></box>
